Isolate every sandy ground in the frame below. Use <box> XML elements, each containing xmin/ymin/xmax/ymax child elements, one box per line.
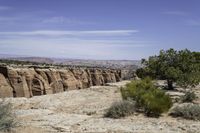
<box><xmin>1</xmin><ymin>81</ymin><xmax>200</xmax><ymax>133</ymax></box>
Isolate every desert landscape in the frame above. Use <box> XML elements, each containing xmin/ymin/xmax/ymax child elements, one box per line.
<box><xmin>1</xmin><ymin>80</ymin><xmax>200</xmax><ymax>133</ymax></box>
<box><xmin>0</xmin><ymin>0</ymin><xmax>200</xmax><ymax>133</ymax></box>
<box><xmin>0</xmin><ymin>56</ymin><xmax>200</xmax><ymax>133</ymax></box>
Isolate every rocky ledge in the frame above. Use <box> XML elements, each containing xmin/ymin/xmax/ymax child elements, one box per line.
<box><xmin>0</xmin><ymin>65</ymin><xmax>135</xmax><ymax>98</ymax></box>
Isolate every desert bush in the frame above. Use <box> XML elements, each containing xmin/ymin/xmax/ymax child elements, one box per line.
<box><xmin>181</xmin><ymin>91</ymin><xmax>196</xmax><ymax>103</ymax></box>
<box><xmin>0</xmin><ymin>101</ymin><xmax>15</xmax><ymax>131</ymax></box>
<box><xmin>121</xmin><ymin>78</ymin><xmax>172</xmax><ymax>117</ymax></box>
<box><xmin>170</xmin><ymin>104</ymin><xmax>200</xmax><ymax>120</ymax></box>
<box><xmin>104</xmin><ymin>100</ymin><xmax>135</xmax><ymax>119</ymax></box>
<box><xmin>121</xmin><ymin>77</ymin><xmax>154</xmax><ymax>104</ymax></box>
<box><xmin>141</xmin><ymin>89</ymin><xmax>172</xmax><ymax>117</ymax></box>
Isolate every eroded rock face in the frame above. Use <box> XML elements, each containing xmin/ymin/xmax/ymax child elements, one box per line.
<box><xmin>0</xmin><ymin>66</ymin><xmax>127</xmax><ymax>98</ymax></box>
<box><xmin>0</xmin><ymin>73</ymin><xmax>13</xmax><ymax>97</ymax></box>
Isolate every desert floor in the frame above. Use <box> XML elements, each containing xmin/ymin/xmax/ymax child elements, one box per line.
<box><xmin>2</xmin><ymin>81</ymin><xmax>200</xmax><ymax>133</ymax></box>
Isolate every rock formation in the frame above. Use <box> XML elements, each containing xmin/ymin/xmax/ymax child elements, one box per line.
<box><xmin>0</xmin><ymin>66</ymin><xmax>128</xmax><ymax>98</ymax></box>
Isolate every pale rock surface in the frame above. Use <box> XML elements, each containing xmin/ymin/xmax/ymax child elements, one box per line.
<box><xmin>1</xmin><ymin>81</ymin><xmax>200</xmax><ymax>133</ymax></box>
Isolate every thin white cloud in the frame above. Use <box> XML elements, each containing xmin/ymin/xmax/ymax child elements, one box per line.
<box><xmin>162</xmin><ymin>11</ymin><xmax>188</xmax><ymax>16</ymax></box>
<box><xmin>41</xmin><ymin>16</ymin><xmax>94</xmax><ymax>25</ymax></box>
<box><xmin>0</xmin><ymin>6</ymin><xmax>12</xmax><ymax>11</ymax></box>
<box><xmin>186</xmin><ymin>19</ymin><xmax>200</xmax><ymax>26</ymax></box>
<box><xmin>0</xmin><ymin>30</ymin><xmax>139</xmax><ymax>36</ymax></box>
<box><xmin>0</xmin><ymin>17</ymin><xmax>18</xmax><ymax>22</ymax></box>
<box><xmin>0</xmin><ymin>36</ymin><xmax>151</xmax><ymax>59</ymax></box>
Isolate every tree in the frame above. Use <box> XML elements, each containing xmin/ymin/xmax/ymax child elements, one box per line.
<box><xmin>140</xmin><ymin>48</ymin><xmax>200</xmax><ymax>90</ymax></box>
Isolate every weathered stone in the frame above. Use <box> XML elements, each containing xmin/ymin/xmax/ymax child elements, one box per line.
<box><xmin>0</xmin><ymin>73</ymin><xmax>13</xmax><ymax>97</ymax></box>
<box><xmin>59</xmin><ymin>69</ymin><xmax>82</xmax><ymax>90</ymax></box>
<box><xmin>7</xmin><ymin>68</ymin><xmax>30</xmax><ymax>97</ymax></box>
<box><xmin>90</xmin><ymin>69</ymin><xmax>105</xmax><ymax>86</ymax></box>
<box><xmin>72</xmin><ymin>69</ymin><xmax>92</xmax><ymax>89</ymax></box>
<box><xmin>0</xmin><ymin>66</ymin><xmax>132</xmax><ymax>98</ymax></box>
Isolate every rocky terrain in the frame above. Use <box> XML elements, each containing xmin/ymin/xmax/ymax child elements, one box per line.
<box><xmin>0</xmin><ymin>65</ymin><xmax>136</xmax><ymax>98</ymax></box>
<box><xmin>1</xmin><ymin>81</ymin><xmax>200</xmax><ymax>133</ymax></box>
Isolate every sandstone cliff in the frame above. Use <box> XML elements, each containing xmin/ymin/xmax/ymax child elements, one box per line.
<box><xmin>0</xmin><ymin>66</ymin><xmax>126</xmax><ymax>98</ymax></box>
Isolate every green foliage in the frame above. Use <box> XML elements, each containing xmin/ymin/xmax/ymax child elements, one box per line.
<box><xmin>104</xmin><ymin>100</ymin><xmax>135</xmax><ymax>119</ymax></box>
<box><xmin>121</xmin><ymin>78</ymin><xmax>172</xmax><ymax>117</ymax></box>
<box><xmin>136</xmin><ymin>68</ymin><xmax>149</xmax><ymax>79</ymax></box>
<box><xmin>170</xmin><ymin>104</ymin><xmax>200</xmax><ymax>121</ymax></box>
<box><xmin>0</xmin><ymin>101</ymin><xmax>15</xmax><ymax>131</ymax></box>
<box><xmin>121</xmin><ymin>78</ymin><xmax>154</xmax><ymax>106</ymax></box>
<box><xmin>141</xmin><ymin>89</ymin><xmax>173</xmax><ymax>117</ymax></box>
<box><xmin>181</xmin><ymin>91</ymin><xmax>196</xmax><ymax>103</ymax></box>
<box><xmin>140</xmin><ymin>49</ymin><xmax>200</xmax><ymax>89</ymax></box>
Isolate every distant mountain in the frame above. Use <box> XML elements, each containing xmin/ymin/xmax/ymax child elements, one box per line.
<box><xmin>0</xmin><ymin>54</ymin><xmax>141</xmax><ymax>69</ymax></box>
<box><xmin>8</xmin><ymin>57</ymin><xmax>55</xmax><ymax>64</ymax></box>
<box><xmin>0</xmin><ymin>54</ymin><xmax>28</xmax><ymax>58</ymax></box>
<box><xmin>53</xmin><ymin>59</ymin><xmax>141</xmax><ymax>69</ymax></box>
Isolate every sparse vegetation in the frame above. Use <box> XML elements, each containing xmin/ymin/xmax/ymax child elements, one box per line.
<box><xmin>104</xmin><ymin>100</ymin><xmax>135</xmax><ymax>119</ymax></box>
<box><xmin>181</xmin><ymin>91</ymin><xmax>196</xmax><ymax>103</ymax></box>
<box><xmin>0</xmin><ymin>101</ymin><xmax>15</xmax><ymax>131</ymax></box>
<box><xmin>121</xmin><ymin>78</ymin><xmax>172</xmax><ymax>117</ymax></box>
<box><xmin>170</xmin><ymin>104</ymin><xmax>200</xmax><ymax>121</ymax></box>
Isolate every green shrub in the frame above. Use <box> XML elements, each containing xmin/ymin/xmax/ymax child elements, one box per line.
<box><xmin>121</xmin><ymin>77</ymin><xmax>154</xmax><ymax>104</ymax></box>
<box><xmin>0</xmin><ymin>101</ymin><xmax>15</xmax><ymax>131</ymax></box>
<box><xmin>136</xmin><ymin>68</ymin><xmax>149</xmax><ymax>79</ymax></box>
<box><xmin>141</xmin><ymin>89</ymin><xmax>172</xmax><ymax>117</ymax></box>
<box><xmin>181</xmin><ymin>91</ymin><xmax>196</xmax><ymax>103</ymax></box>
<box><xmin>121</xmin><ymin>78</ymin><xmax>172</xmax><ymax>117</ymax></box>
<box><xmin>170</xmin><ymin>104</ymin><xmax>200</xmax><ymax>120</ymax></box>
<box><xmin>104</xmin><ymin>100</ymin><xmax>135</xmax><ymax>119</ymax></box>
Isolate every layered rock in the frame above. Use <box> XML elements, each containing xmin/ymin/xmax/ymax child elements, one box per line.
<box><xmin>0</xmin><ymin>66</ymin><xmax>126</xmax><ymax>98</ymax></box>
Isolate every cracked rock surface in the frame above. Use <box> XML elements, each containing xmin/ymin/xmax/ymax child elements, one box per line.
<box><xmin>1</xmin><ymin>81</ymin><xmax>200</xmax><ymax>133</ymax></box>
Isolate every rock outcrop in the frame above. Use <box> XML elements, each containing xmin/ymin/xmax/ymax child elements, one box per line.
<box><xmin>0</xmin><ymin>66</ymin><xmax>126</xmax><ymax>98</ymax></box>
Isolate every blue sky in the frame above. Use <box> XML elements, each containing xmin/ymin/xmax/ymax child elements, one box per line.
<box><xmin>0</xmin><ymin>0</ymin><xmax>199</xmax><ymax>60</ymax></box>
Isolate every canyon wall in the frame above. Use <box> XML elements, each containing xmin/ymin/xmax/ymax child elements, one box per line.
<box><xmin>0</xmin><ymin>66</ymin><xmax>129</xmax><ymax>98</ymax></box>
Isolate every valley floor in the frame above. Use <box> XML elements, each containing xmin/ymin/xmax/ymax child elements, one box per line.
<box><xmin>1</xmin><ymin>81</ymin><xmax>200</xmax><ymax>133</ymax></box>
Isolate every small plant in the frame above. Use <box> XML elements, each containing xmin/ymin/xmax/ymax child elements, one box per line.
<box><xmin>142</xmin><ymin>89</ymin><xmax>172</xmax><ymax>117</ymax></box>
<box><xmin>104</xmin><ymin>100</ymin><xmax>135</xmax><ymax>119</ymax></box>
<box><xmin>181</xmin><ymin>91</ymin><xmax>196</xmax><ymax>103</ymax></box>
<box><xmin>121</xmin><ymin>78</ymin><xmax>172</xmax><ymax>117</ymax></box>
<box><xmin>0</xmin><ymin>101</ymin><xmax>15</xmax><ymax>131</ymax></box>
<box><xmin>170</xmin><ymin>104</ymin><xmax>200</xmax><ymax>120</ymax></box>
<box><xmin>121</xmin><ymin>77</ymin><xmax>155</xmax><ymax>103</ymax></box>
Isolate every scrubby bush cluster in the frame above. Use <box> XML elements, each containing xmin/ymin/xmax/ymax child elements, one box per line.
<box><xmin>121</xmin><ymin>78</ymin><xmax>172</xmax><ymax>117</ymax></box>
<box><xmin>104</xmin><ymin>100</ymin><xmax>135</xmax><ymax>119</ymax></box>
<box><xmin>180</xmin><ymin>91</ymin><xmax>196</xmax><ymax>103</ymax></box>
<box><xmin>106</xmin><ymin>48</ymin><xmax>199</xmax><ymax>120</ymax></box>
<box><xmin>0</xmin><ymin>101</ymin><xmax>15</xmax><ymax>131</ymax></box>
<box><xmin>170</xmin><ymin>104</ymin><xmax>200</xmax><ymax>121</ymax></box>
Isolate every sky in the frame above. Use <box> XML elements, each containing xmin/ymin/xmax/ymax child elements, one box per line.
<box><xmin>0</xmin><ymin>0</ymin><xmax>199</xmax><ymax>60</ymax></box>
